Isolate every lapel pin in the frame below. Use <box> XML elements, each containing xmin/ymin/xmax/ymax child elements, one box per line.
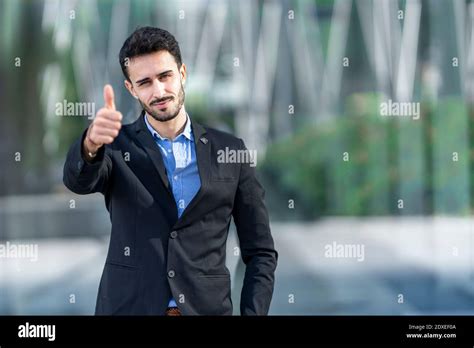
<box><xmin>200</xmin><ymin>137</ymin><xmax>208</xmax><ymax>144</ymax></box>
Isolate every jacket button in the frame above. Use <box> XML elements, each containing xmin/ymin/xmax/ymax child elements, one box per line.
<box><xmin>170</xmin><ymin>231</ymin><xmax>178</xmax><ymax>239</ymax></box>
<box><xmin>168</xmin><ymin>270</ymin><xmax>175</xmax><ymax>278</ymax></box>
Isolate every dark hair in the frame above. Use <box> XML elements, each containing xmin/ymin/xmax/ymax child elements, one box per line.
<box><xmin>119</xmin><ymin>26</ymin><xmax>182</xmax><ymax>81</ymax></box>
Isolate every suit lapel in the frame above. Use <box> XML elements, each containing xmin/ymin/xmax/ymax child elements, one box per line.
<box><xmin>133</xmin><ymin>111</ymin><xmax>173</xmax><ymax>197</ymax></box>
<box><xmin>174</xmin><ymin>121</ymin><xmax>211</xmax><ymax>228</ymax></box>
<box><xmin>132</xmin><ymin>111</ymin><xmax>211</xmax><ymax>227</ymax></box>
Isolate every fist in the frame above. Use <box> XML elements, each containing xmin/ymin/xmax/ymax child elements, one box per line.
<box><xmin>85</xmin><ymin>85</ymin><xmax>122</xmax><ymax>154</ymax></box>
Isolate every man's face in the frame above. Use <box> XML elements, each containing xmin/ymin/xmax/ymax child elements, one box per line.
<box><xmin>125</xmin><ymin>50</ymin><xmax>185</xmax><ymax>122</ymax></box>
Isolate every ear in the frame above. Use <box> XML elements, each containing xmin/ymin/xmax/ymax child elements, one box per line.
<box><xmin>124</xmin><ymin>79</ymin><xmax>138</xmax><ymax>99</ymax></box>
<box><xmin>180</xmin><ymin>63</ymin><xmax>187</xmax><ymax>85</ymax></box>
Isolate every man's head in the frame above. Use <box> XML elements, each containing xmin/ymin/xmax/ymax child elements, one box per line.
<box><xmin>119</xmin><ymin>27</ymin><xmax>186</xmax><ymax>122</ymax></box>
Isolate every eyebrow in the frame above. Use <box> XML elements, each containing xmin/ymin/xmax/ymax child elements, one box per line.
<box><xmin>135</xmin><ymin>70</ymin><xmax>173</xmax><ymax>85</ymax></box>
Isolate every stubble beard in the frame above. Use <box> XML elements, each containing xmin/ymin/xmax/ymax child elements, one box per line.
<box><xmin>140</xmin><ymin>82</ymin><xmax>185</xmax><ymax>123</ymax></box>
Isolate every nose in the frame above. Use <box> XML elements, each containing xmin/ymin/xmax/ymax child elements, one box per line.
<box><xmin>152</xmin><ymin>78</ymin><xmax>167</xmax><ymax>99</ymax></box>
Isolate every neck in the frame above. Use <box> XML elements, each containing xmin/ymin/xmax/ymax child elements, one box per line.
<box><xmin>147</xmin><ymin>106</ymin><xmax>187</xmax><ymax>140</ymax></box>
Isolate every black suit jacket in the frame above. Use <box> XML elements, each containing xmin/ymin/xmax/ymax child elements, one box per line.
<box><xmin>63</xmin><ymin>111</ymin><xmax>278</xmax><ymax>315</ymax></box>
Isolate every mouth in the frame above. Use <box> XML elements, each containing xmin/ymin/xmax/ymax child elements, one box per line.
<box><xmin>152</xmin><ymin>98</ymin><xmax>172</xmax><ymax>108</ymax></box>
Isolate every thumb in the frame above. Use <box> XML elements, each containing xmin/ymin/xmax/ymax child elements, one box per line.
<box><xmin>103</xmin><ymin>84</ymin><xmax>116</xmax><ymax>110</ymax></box>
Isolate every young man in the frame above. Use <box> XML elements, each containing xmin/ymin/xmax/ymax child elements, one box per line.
<box><xmin>63</xmin><ymin>27</ymin><xmax>278</xmax><ymax>315</ymax></box>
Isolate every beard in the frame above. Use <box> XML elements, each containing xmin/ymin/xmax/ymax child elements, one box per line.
<box><xmin>140</xmin><ymin>81</ymin><xmax>185</xmax><ymax>122</ymax></box>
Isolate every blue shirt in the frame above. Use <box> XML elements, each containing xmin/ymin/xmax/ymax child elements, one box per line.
<box><xmin>144</xmin><ymin>113</ymin><xmax>201</xmax><ymax>308</ymax></box>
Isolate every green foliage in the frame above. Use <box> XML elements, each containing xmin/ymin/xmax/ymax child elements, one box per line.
<box><xmin>261</xmin><ymin>94</ymin><xmax>472</xmax><ymax>220</ymax></box>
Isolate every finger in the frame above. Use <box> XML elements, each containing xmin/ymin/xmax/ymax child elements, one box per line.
<box><xmin>103</xmin><ymin>84</ymin><xmax>116</xmax><ymax>110</ymax></box>
<box><xmin>97</xmin><ymin>108</ymin><xmax>122</xmax><ymax>122</ymax></box>
<box><xmin>90</xmin><ymin>122</ymin><xmax>119</xmax><ymax>137</ymax></box>
<box><xmin>94</xmin><ymin>119</ymin><xmax>122</xmax><ymax>131</ymax></box>
<box><xmin>93</xmin><ymin>127</ymin><xmax>120</xmax><ymax>138</ymax></box>
<box><xmin>92</xmin><ymin>135</ymin><xmax>115</xmax><ymax>145</ymax></box>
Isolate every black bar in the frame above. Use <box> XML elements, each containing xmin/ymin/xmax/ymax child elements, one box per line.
<box><xmin>0</xmin><ymin>316</ymin><xmax>473</xmax><ymax>346</ymax></box>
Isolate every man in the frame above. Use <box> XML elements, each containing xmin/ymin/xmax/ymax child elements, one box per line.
<box><xmin>63</xmin><ymin>27</ymin><xmax>277</xmax><ymax>316</ymax></box>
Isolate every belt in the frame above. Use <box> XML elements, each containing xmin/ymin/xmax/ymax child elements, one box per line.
<box><xmin>165</xmin><ymin>307</ymin><xmax>182</xmax><ymax>316</ymax></box>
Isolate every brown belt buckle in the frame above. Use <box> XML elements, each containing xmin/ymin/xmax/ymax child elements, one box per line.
<box><xmin>165</xmin><ymin>307</ymin><xmax>182</xmax><ymax>316</ymax></box>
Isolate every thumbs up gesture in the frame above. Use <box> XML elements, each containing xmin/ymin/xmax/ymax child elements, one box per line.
<box><xmin>84</xmin><ymin>85</ymin><xmax>123</xmax><ymax>157</ymax></box>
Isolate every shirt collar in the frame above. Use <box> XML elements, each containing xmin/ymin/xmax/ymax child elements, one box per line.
<box><xmin>144</xmin><ymin>112</ymin><xmax>193</xmax><ymax>142</ymax></box>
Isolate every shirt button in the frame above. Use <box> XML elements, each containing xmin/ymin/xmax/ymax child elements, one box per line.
<box><xmin>167</xmin><ymin>149</ymin><xmax>172</xmax><ymax>153</ymax></box>
<box><xmin>173</xmin><ymin>175</ymin><xmax>178</xmax><ymax>180</ymax></box>
<box><xmin>170</xmin><ymin>231</ymin><xmax>178</xmax><ymax>239</ymax></box>
<box><xmin>168</xmin><ymin>270</ymin><xmax>176</xmax><ymax>278</ymax></box>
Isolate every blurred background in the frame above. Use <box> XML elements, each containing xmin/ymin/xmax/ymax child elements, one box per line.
<box><xmin>1</xmin><ymin>0</ymin><xmax>474</xmax><ymax>315</ymax></box>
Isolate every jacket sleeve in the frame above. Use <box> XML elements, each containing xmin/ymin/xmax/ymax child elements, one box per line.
<box><xmin>63</xmin><ymin>128</ymin><xmax>112</xmax><ymax>195</ymax></box>
<box><xmin>232</xmin><ymin>138</ymin><xmax>278</xmax><ymax>315</ymax></box>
